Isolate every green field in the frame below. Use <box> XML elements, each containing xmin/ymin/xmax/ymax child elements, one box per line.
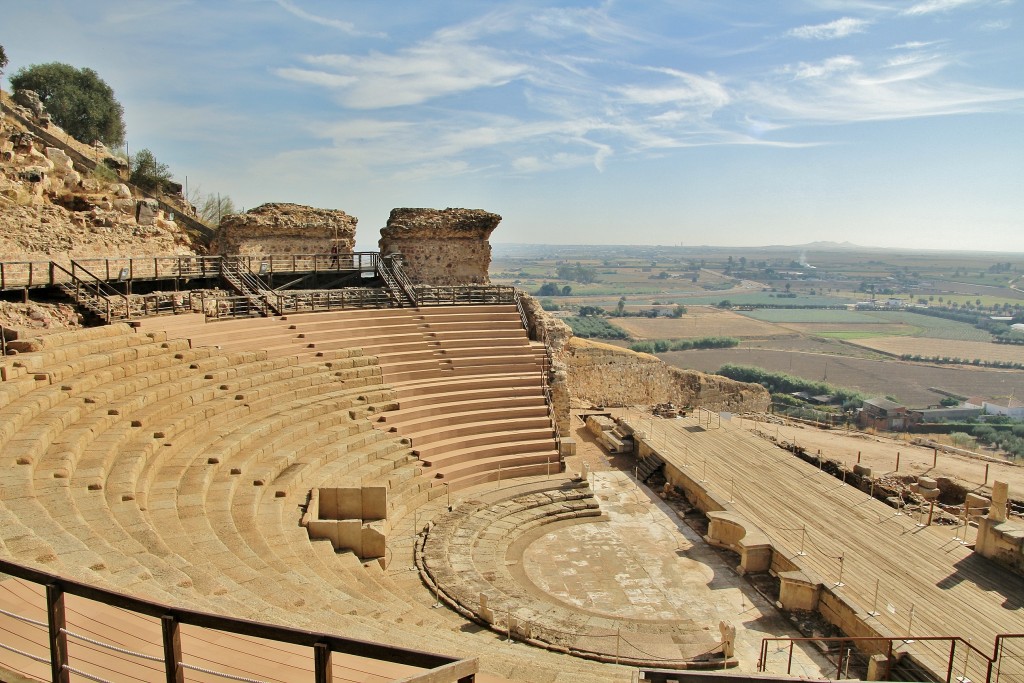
<box><xmin>741</xmin><ymin>309</ymin><xmax>877</xmax><ymax>323</ymax></box>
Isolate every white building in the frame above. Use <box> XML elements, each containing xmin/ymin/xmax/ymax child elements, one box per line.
<box><xmin>982</xmin><ymin>397</ymin><xmax>1024</xmax><ymax>419</ymax></box>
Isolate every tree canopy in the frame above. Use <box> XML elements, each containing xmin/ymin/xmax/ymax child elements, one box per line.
<box><xmin>0</xmin><ymin>45</ymin><xmax>8</xmax><ymax>74</ymax></box>
<box><xmin>10</xmin><ymin>62</ymin><xmax>125</xmax><ymax>146</ymax></box>
<box><xmin>129</xmin><ymin>149</ymin><xmax>173</xmax><ymax>193</ymax></box>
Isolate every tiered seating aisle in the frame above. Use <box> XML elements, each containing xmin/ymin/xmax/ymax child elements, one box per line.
<box><xmin>0</xmin><ymin>318</ymin><xmax>623</xmax><ymax>682</ymax></box>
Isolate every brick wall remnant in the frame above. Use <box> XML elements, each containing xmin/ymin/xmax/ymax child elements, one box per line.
<box><xmin>213</xmin><ymin>202</ymin><xmax>357</xmax><ymax>255</ymax></box>
<box><xmin>378</xmin><ymin>208</ymin><xmax>501</xmax><ymax>286</ymax></box>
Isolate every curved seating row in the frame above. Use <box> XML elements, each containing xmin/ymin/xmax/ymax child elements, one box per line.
<box><xmin>0</xmin><ymin>319</ymin><xmax>624</xmax><ymax>682</ymax></box>
<box><xmin>417</xmin><ymin>483</ymin><xmax>719</xmax><ymax>666</ymax></box>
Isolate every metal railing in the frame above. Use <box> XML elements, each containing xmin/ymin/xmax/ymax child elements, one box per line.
<box><xmin>0</xmin><ymin>253</ymin><xmax>381</xmax><ymax>290</ymax></box>
<box><xmin>415</xmin><ymin>285</ymin><xmax>516</xmax><ymax>306</ymax></box>
<box><xmin>0</xmin><ymin>557</ymin><xmax>477</xmax><ymax>683</ymax></box>
<box><xmin>759</xmin><ymin>634</ymin><xmax>1017</xmax><ymax>683</ymax></box>
<box><xmin>51</xmin><ymin>261</ymin><xmax>132</xmax><ymax>321</ymax></box>
<box><xmin>379</xmin><ymin>254</ymin><xmax>418</xmax><ymax>306</ymax></box>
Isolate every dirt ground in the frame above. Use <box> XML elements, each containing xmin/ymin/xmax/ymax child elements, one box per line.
<box><xmin>735</xmin><ymin>414</ymin><xmax>1023</xmax><ymax>496</ymax></box>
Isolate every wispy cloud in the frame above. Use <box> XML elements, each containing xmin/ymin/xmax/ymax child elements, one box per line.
<box><xmin>748</xmin><ymin>52</ymin><xmax>1024</xmax><ymax>123</ymax></box>
<box><xmin>889</xmin><ymin>40</ymin><xmax>944</xmax><ymax>49</ymax></box>
<box><xmin>788</xmin><ymin>17</ymin><xmax>872</xmax><ymax>39</ymax></box>
<box><xmin>902</xmin><ymin>0</ymin><xmax>985</xmax><ymax>15</ymax></box>
<box><xmin>272</xmin><ymin>0</ymin><xmax>380</xmax><ymax>37</ymax></box>
<box><xmin>980</xmin><ymin>18</ymin><xmax>1012</xmax><ymax>30</ymax></box>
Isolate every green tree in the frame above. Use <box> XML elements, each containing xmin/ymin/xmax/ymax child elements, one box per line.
<box><xmin>130</xmin><ymin>149</ymin><xmax>173</xmax><ymax>193</ymax></box>
<box><xmin>0</xmin><ymin>45</ymin><xmax>8</xmax><ymax>75</ymax></box>
<box><xmin>10</xmin><ymin>62</ymin><xmax>125</xmax><ymax>146</ymax></box>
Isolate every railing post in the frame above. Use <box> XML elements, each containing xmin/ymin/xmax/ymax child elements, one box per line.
<box><xmin>46</xmin><ymin>583</ymin><xmax>70</xmax><ymax>683</ymax></box>
<box><xmin>161</xmin><ymin>615</ymin><xmax>185</xmax><ymax>683</ymax></box>
<box><xmin>314</xmin><ymin>642</ymin><xmax>333</xmax><ymax>683</ymax></box>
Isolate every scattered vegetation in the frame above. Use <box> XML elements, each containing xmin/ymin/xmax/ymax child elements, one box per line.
<box><xmin>716</xmin><ymin>364</ymin><xmax>866</xmax><ymax>410</ymax></box>
<box><xmin>563</xmin><ymin>316</ymin><xmax>629</xmax><ymax>339</ymax></box>
<box><xmin>630</xmin><ymin>336</ymin><xmax>739</xmax><ymax>353</ymax></box>
<box><xmin>898</xmin><ymin>354</ymin><xmax>1024</xmax><ymax>369</ymax></box>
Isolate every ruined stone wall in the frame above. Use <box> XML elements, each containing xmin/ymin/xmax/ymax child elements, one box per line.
<box><xmin>213</xmin><ymin>202</ymin><xmax>356</xmax><ymax>255</ymax></box>
<box><xmin>563</xmin><ymin>337</ymin><xmax>771</xmax><ymax>412</ymax></box>
<box><xmin>378</xmin><ymin>208</ymin><xmax>500</xmax><ymax>286</ymax></box>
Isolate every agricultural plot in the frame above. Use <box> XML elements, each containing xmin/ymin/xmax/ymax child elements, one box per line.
<box><xmin>738</xmin><ymin>308</ymin><xmax>992</xmax><ymax>341</ymax></box>
<box><xmin>849</xmin><ymin>337</ymin><xmax>1024</xmax><ymax>364</ymax></box>
<box><xmin>613</xmin><ymin>307</ymin><xmax>789</xmax><ymax>340</ymax></box>
<box><xmin>660</xmin><ymin>348</ymin><xmax>1024</xmax><ymax>406</ymax></box>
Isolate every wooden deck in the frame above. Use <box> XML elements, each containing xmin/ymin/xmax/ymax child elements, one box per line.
<box><xmin>629</xmin><ymin>412</ymin><xmax>1024</xmax><ymax>680</ymax></box>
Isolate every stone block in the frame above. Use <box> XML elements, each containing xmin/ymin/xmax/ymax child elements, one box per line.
<box><xmin>778</xmin><ymin>570</ymin><xmax>821</xmax><ymax>611</ymax></box>
<box><xmin>336</xmin><ymin>487</ymin><xmax>362</xmax><ymax>520</ymax></box>
<box><xmin>362</xmin><ymin>486</ymin><xmax>387</xmax><ymax>521</ymax></box>
<box><xmin>966</xmin><ymin>493</ymin><xmax>990</xmax><ymax>515</ymax></box>
<box><xmin>136</xmin><ymin>199</ymin><xmax>158</xmax><ymax>226</ymax></box>
<box><xmin>361</xmin><ymin>521</ymin><xmax>386</xmax><ymax>559</ymax></box>
<box><xmin>337</xmin><ymin>519</ymin><xmax>363</xmax><ymax>557</ymax></box>
<box><xmin>853</xmin><ymin>464</ymin><xmax>872</xmax><ymax>478</ymax></box>
<box><xmin>559</xmin><ymin>437</ymin><xmax>576</xmax><ymax>456</ymax></box>
<box><xmin>318</xmin><ymin>487</ymin><xmax>338</xmax><ymax>520</ymax></box>
<box><xmin>917</xmin><ymin>476</ymin><xmax>937</xmax><ymax>489</ymax></box>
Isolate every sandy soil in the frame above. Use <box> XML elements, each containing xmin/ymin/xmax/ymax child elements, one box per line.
<box><xmin>735</xmin><ymin>415</ymin><xmax>1023</xmax><ymax>496</ymax></box>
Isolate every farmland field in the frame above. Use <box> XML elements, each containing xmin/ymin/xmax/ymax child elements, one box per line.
<box><xmin>848</xmin><ymin>337</ymin><xmax>1024</xmax><ymax>364</ymax></box>
<box><xmin>738</xmin><ymin>308</ymin><xmax>992</xmax><ymax>341</ymax></box>
<box><xmin>661</xmin><ymin>348</ymin><xmax>1024</xmax><ymax>406</ymax></box>
<box><xmin>613</xmin><ymin>308</ymin><xmax>789</xmax><ymax>340</ymax></box>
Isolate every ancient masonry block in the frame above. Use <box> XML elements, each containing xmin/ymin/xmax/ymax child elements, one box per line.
<box><xmin>213</xmin><ymin>202</ymin><xmax>357</xmax><ymax>255</ymax></box>
<box><xmin>378</xmin><ymin>207</ymin><xmax>501</xmax><ymax>286</ymax></box>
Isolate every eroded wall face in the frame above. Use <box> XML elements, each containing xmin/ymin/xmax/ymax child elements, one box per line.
<box><xmin>382</xmin><ymin>237</ymin><xmax>492</xmax><ymax>286</ymax></box>
<box><xmin>213</xmin><ymin>202</ymin><xmax>357</xmax><ymax>255</ymax></box>
<box><xmin>378</xmin><ymin>207</ymin><xmax>501</xmax><ymax>286</ymax></box>
<box><xmin>563</xmin><ymin>338</ymin><xmax>771</xmax><ymax>412</ymax></box>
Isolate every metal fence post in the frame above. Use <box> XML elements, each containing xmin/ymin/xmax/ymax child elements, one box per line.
<box><xmin>46</xmin><ymin>583</ymin><xmax>70</xmax><ymax>683</ymax></box>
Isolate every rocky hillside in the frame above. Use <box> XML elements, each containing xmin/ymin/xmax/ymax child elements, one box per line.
<box><xmin>0</xmin><ymin>97</ymin><xmax>199</xmax><ymax>264</ymax></box>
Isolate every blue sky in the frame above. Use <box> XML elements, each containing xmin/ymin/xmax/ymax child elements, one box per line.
<box><xmin>3</xmin><ymin>0</ymin><xmax>1023</xmax><ymax>251</ymax></box>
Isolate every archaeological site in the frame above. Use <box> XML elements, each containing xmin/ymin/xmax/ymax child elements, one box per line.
<box><xmin>2</xmin><ymin>75</ymin><xmax>1024</xmax><ymax>683</ymax></box>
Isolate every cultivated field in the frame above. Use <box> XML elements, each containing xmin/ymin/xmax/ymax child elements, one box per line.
<box><xmin>661</xmin><ymin>348</ymin><xmax>1024</xmax><ymax>406</ymax></box>
<box><xmin>613</xmin><ymin>307</ymin><xmax>788</xmax><ymax>340</ymax></box>
<box><xmin>849</xmin><ymin>337</ymin><xmax>1024</xmax><ymax>364</ymax></box>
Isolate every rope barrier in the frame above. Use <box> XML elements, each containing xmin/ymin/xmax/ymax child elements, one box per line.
<box><xmin>0</xmin><ymin>606</ymin><xmax>48</xmax><ymax>629</ymax></box>
<box><xmin>60</xmin><ymin>627</ymin><xmax>164</xmax><ymax>663</ymax></box>
<box><xmin>63</xmin><ymin>664</ymin><xmax>114</xmax><ymax>683</ymax></box>
<box><xmin>181</xmin><ymin>661</ymin><xmax>270</xmax><ymax>683</ymax></box>
<box><xmin>0</xmin><ymin>640</ymin><xmax>51</xmax><ymax>665</ymax></box>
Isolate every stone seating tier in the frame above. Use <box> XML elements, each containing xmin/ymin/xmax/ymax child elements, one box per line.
<box><xmin>0</xmin><ymin>313</ymin><xmax>618</xmax><ymax>682</ymax></box>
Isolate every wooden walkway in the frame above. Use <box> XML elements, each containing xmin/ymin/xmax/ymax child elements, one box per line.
<box><xmin>631</xmin><ymin>412</ymin><xmax>1024</xmax><ymax>680</ymax></box>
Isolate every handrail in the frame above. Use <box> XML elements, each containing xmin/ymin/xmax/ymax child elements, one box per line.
<box><xmin>379</xmin><ymin>254</ymin><xmax>418</xmax><ymax>306</ymax></box>
<box><xmin>758</xmin><ymin>634</ymin><xmax>996</xmax><ymax>682</ymax></box>
<box><xmin>0</xmin><ymin>254</ymin><xmax>383</xmax><ymax>291</ymax></box>
<box><xmin>0</xmin><ymin>556</ymin><xmax>476</xmax><ymax>683</ymax></box>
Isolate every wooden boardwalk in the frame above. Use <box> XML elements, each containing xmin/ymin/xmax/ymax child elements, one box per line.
<box><xmin>631</xmin><ymin>412</ymin><xmax>1024</xmax><ymax>680</ymax></box>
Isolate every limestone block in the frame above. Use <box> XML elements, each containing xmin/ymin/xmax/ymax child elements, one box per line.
<box><xmin>867</xmin><ymin>654</ymin><xmax>891</xmax><ymax>681</ymax></box>
<box><xmin>113</xmin><ymin>183</ymin><xmax>132</xmax><ymax>199</ymax></box>
<box><xmin>853</xmin><ymin>464</ymin><xmax>872</xmax><ymax>478</ymax></box>
<box><xmin>136</xmin><ymin>199</ymin><xmax>158</xmax><ymax>226</ymax></box>
<box><xmin>916</xmin><ymin>476</ymin><xmax>937</xmax><ymax>489</ymax></box>
<box><xmin>778</xmin><ymin>570</ymin><xmax>821</xmax><ymax>611</ymax></box>
<box><xmin>559</xmin><ymin>437</ymin><xmax>577</xmax><ymax>456</ymax></box>
<box><xmin>362</xmin><ymin>486</ymin><xmax>387</xmax><ymax>521</ymax></box>
<box><xmin>966</xmin><ymin>492</ymin><xmax>990</xmax><ymax>515</ymax></box>
<box><xmin>337</xmin><ymin>519</ymin><xmax>363</xmax><ymax>557</ymax></box>
<box><xmin>317</xmin><ymin>487</ymin><xmax>335</xmax><ymax>520</ymax></box>
<box><xmin>361</xmin><ymin>521</ymin><xmax>386</xmax><ymax>559</ymax></box>
<box><xmin>336</xmin><ymin>487</ymin><xmax>362</xmax><ymax>520</ymax></box>
<box><xmin>991</xmin><ymin>481</ymin><xmax>1009</xmax><ymax>522</ymax></box>
<box><xmin>45</xmin><ymin>147</ymin><xmax>75</xmax><ymax>173</ymax></box>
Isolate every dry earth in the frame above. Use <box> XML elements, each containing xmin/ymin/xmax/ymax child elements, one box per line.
<box><xmin>850</xmin><ymin>337</ymin><xmax>1024</xmax><ymax>364</ymax></box>
<box><xmin>613</xmin><ymin>307</ymin><xmax>791</xmax><ymax>340</ymax></box>
<box><xmin>737</xmin><ymin>415</ymin><xmax>1021</xmax><ymax>495</ymax></box>
<box><xmin>660</xmin><ymin>347</ymin><xmax>1024</xmax><ymax>406</ymax></box>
